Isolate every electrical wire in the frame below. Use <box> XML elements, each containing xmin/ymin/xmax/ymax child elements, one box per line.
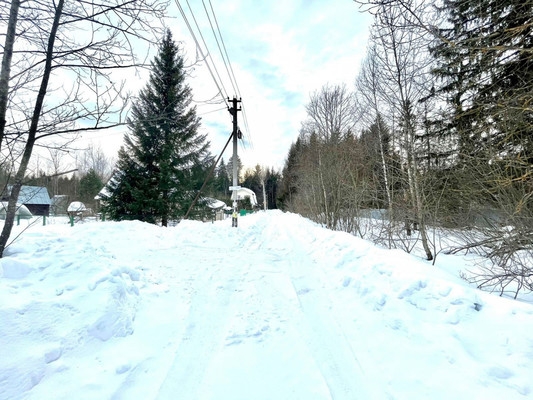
<box><xmin>184</xmin><ymin>0</ymin><xmax>231</xmax><ymax>102</ymax></box>
<box><xmin>204</xmin><ymin>0</ymin><xmax>240</xmax><ymax>98</ymax></box>
<box><xmin>198</xmin><ymin>106</ymin><xmax>228</xmax><ymax>116</ymax></box>
<box><xmin>175</xmin><ymin>0</ymin><xmax>229</xmax><ymax>108</ymax></box>
<box><xmin>177</xmin><ymin>0</ymin><xmax>256</xmax><ymax>156</ymax></box>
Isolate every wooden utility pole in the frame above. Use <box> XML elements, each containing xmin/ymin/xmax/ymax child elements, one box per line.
<box><xmin>228</xmin><ymin>97</ymin><xmax>241</xmax><ymax>227</ymax></box>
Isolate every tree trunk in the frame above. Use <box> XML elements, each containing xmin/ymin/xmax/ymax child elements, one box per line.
<box><xmin>0</xmin><ymin>0</ymin><xmax>20</xmax><ymax>151</ymax></box>
<box><xmin>0</xmin><ymin>0</ymin><xmax>64</xmax><ymax>257</ymax></box>
<box><xmin>262</xmin><ymin>179</ymin><xmax>267</xmax><ymax>211</ymax></box>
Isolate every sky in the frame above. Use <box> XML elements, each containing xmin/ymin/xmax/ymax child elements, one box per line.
<box><xmin>1</xmin><ymin>210</ymin><xmax>533</xmax><ymax>399</ymax></box>
<box><xmin>82</xmin><ymin>0</ymin><xmax>373</xmax><ymax>173</ymax></box>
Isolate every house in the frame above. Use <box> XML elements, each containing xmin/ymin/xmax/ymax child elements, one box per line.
<box><xmin>2</xmin><ymin>185</ymin><xmax>52</xmax><ymax>216</ymax></box>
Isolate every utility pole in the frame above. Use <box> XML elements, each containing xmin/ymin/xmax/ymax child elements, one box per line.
<box><xmin>228</xmin><ymin>97</ymin><xmax>241</xmax><ymax>227</ymax></box>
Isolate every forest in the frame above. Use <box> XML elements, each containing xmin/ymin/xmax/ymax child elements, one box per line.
<box><xmin>276</xmin><ymin>0</ymin><xmax>533</xmax><ymax>296</ymax></box>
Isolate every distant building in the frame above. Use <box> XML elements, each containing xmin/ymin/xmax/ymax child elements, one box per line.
<box><xmin>1</xmin><ymin>185</ymin><xmax>52</xmax><ymax>216</ymax></box>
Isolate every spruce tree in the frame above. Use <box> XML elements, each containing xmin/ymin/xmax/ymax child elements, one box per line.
<box><xmin>431</xmin><ymin>0</ymin><xmax>533</xmax><ymax>173</ymax></box>
<box><xmin>430</xmin><ymin>0</ymin><xmax>533</xmax><ymax>228</ymax></box>
<box><xmin>102</xmin><ymin>30</ymin><xmax>211</xmax><ymax>226</ymax></box>
<box><xmin>265</xmin><ymin>168</ymin><xmax>280</xmax><ymax>209</ymax></box>
<box><xmin>79</xmin><ymin>169</ymin><xmax>103</xmax><ymax>209</ymax></box>
<box><xmin>278</xmin><ymin>138</ymin><xmax>303</xmax><ymax>210</ymax></box>
<box><xmin>213</xmin><ymin>158</ymin><xmax>230</xmax><ymax>199</ymax></box>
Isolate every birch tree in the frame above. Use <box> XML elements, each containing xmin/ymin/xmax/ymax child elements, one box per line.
<box><xmin>370</xmin><ymin>0</ymin><xmax>435</xmax><ymax>260</ymax></box>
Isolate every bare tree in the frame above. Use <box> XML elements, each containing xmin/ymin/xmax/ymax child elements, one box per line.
<box><xmin>368</xmin><ymin>0</ymin><xmax>435</xmax><ymax>260</ymax></box>
<box><xmin>356</xmin><ymin>46</ymin><xmax>394</xmax><ymax>218</ymax></box>
<box><xmin>76</xmin><ymin>143</ymin><xmax>114</xmax><ymax>182</ymax></box>
<box><xmin>0</xmin><ymin>0</ymin><xmax>167</xmax><ymax>257</ymax></box>
<box><xmin>0</xmin><ymin>0</ymin><xmax>20</xmax><ymax>151</ymax></box>
<box><xmin>46</xmin><ymin>146</ymin><xmax>71</xmax><ymax>197</ymax></box>
<box><xmin>305</xmin><ymin>84</ymin><xmax>356</xmax><ymax>144</ymax></box>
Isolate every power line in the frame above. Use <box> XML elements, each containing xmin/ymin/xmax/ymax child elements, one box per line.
<box><xmin>203</xmin><ymin>0</ymin><xmax>254</xmax><ymax>151</ymax></box>
<box><xmin>240</xmin><ymin>103</ymin><xmax>254</xmax><ymax>150</ymax></box>
<box><xmin>184</xmin><ymin>0</ymin><xmax>230</xmax><ymax>101</ymax></box>
<box><xmin>198</xmin><ymin>106</ymin><xmax>228</xmax><ymax>116</ymax></box>
<box><xmin>176</xmin><ymin>0</ymin><xmax>256</xmax><ymax>157</ymax></box>
<box><xmin>175</xmin><ymin>0</ymin><xmax>228</xmax><ymax>108</ymax></box>
<box><xmin>204</xmin><ymin>0</ymin><xmax>240</xmax><ymax>97</ymax></box>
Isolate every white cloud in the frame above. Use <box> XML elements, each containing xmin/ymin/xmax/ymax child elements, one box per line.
<box><xmin>88</xmin><ymin>1</ymin><xmax>372</xmax><ymax>172</ymax></box>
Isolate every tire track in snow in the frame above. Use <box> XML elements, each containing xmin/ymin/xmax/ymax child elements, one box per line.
<box><xmin>261</xmin><ymin>214</ymin><xmax>379</xmax><ymax>399</ymax></box>
<box><xmin>155</xmin><ymin>260</ymin><xmax>243</xmax><ymax>400</ymax></box>
<box><xmin>287</xmin><ymin>260</ymin><xmax>375</xmax><ymax>400</ymax></box>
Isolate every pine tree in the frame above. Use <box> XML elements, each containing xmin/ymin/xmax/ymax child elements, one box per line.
<box><xmin>79</xmin><ymin>169</ymin><xmax>103</xmax><ymax>209</ymax></box>
<box><xmin>102</xmin><ymin>30</ymin><xmax>211</xmax><ymax>226</ymax></box>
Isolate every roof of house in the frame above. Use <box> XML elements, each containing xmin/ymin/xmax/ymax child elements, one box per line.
<box><xmin>15</xmin><ymin>186</ymin><xmax>52</xmax><ymax>205</ymax></box>
<box><xmin>204</xmin><ymin>197</ymin><xmax>231</xmax><ymax>210</ymax></box>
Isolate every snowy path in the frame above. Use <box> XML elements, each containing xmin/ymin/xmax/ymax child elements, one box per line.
<box><xmin>153</xmin><ymin>214</ymin><xmax>375</xmax><ymax>399</ymax></box>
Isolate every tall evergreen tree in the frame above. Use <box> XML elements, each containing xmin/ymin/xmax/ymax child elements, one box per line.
<box><xmin>102</xmin><ymin>30</ymin><xmax>211</xmax><ymax>226</ymax></box>
<box><xmin>265</xmin><ymin>168</ymin><xmax>280</xmax><ymax>209</ymax></box>
<box><xmin>278</xmin><ymin>137</ymin><xmax>303</xmax><ymax>210</ymax></box>
<box><xmin>431</xmin><ymin>0</ymin><xmax>533</xmax><ymax>174</ymax></box>
<box><xmin>211</xmin><ymin>158</ymin><xmax>230</xmax><ymax>199</ymax></box>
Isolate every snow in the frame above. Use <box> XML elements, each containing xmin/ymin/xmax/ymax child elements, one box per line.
<box><xmin>67</xmin><ymin>201</ymin><xmax>87</xmax><ymax>213</ymax></box>
<box><xmin>204</xmin><ymin>197</ymin><xmax>230</xmax><ymax>210</ymax></box>
<box><xmin>1</xmin><ymin>210</ymin><xmax>532</xmax><ymax>400</ymax></box>
<box><xmin>0</xmin><ymin>202</ymin><xmax>33</xmax><ymax>219</ymax></box>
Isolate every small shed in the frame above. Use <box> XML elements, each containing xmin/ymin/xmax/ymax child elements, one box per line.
<box><xmin>67</xmin><ymin>201</ymin><xmax>87</xmax><ymax>215</ymax></box>
<box><xmin>2</xmin><ymin>185</ymin><xmax>51</xmax><ymax>216</ymax></box>
<box><xmin>204</xmin><ymin>197</ymin><xmax>231</xmax><ymax>221</ymax></box>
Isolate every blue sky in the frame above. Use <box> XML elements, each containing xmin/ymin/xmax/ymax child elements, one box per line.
<box><xmin>94</xmin><ymin>1</ymin><xmax>372</xmax><ymax>172</ymax></box>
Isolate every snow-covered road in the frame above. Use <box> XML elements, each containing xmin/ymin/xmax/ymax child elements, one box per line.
<box><xmin>1</xmin><ymin>211</ymin><xmax>532</xmax><ymax>399</ymax></box>
<box><xmin>154</xmin><ymin>214</ymin><xmax>375</xmax><ymax>399</ymax></box>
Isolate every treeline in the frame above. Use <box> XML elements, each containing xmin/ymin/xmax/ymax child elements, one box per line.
<box><xmin>0</xmin><ymin>144</ymin><xmax>113</xmax><ymax>213</ymax></box>
<box><xmin>211</xmin><ymin>158</ymin><xmax>280</xmax><ymax>210</ymax></box>
<box><xmin>277</xmin><ymin>0</ymin><xmax>533</xmax><ymax>297</ymax></box>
